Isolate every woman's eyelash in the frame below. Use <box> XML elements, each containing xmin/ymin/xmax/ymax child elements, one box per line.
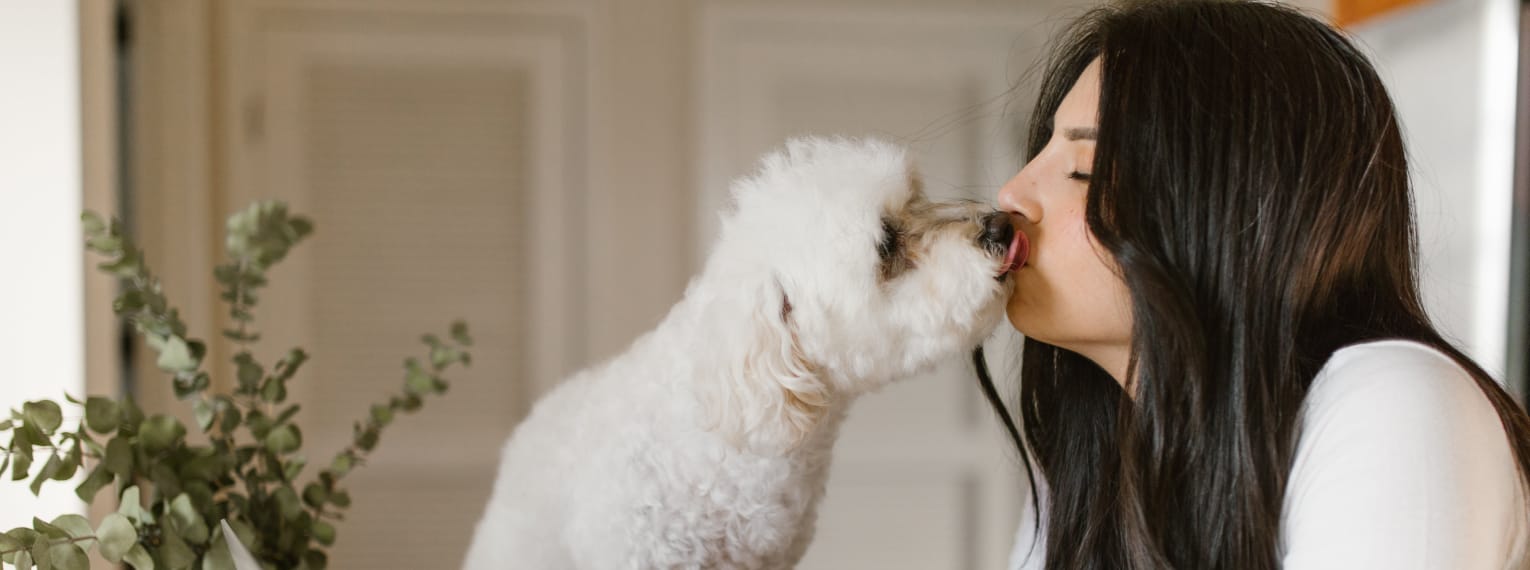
<box><xmin>1068</xmin><ymin>171</ymin><xmax>1093</xmax><ymax>181</ymax></box>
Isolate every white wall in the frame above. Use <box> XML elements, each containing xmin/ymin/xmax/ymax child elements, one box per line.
<box><xmin>0</xmin><ymin>0</ymin><xmax>88</xmax><ymax>528</ymax></box>
<box><xmin>1351</xmin><ymin>0</ymin><xmax>1518</xmax><ymax>382</ymax></box>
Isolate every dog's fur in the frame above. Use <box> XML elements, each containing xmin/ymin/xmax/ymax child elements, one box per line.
<box><xmin>463</xmin><ymin>136</ymin><xmax>1013</xmax><ymax>569</ymax></box>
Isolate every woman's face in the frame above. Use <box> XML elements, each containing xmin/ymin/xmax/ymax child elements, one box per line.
<box><xmin>997</xmin><ymin>58</ymin><xmax>1134</xmax><ymax>385</ymax></box>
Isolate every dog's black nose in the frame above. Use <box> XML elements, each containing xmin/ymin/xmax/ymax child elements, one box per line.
<box><xmin>980</xmin><ymin>211</ymin><xmax>1014</xmax><ymax>252</ymax></box>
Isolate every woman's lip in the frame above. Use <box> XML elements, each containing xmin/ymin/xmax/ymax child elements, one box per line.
<box><xmin>999</xmin><ymin>227</ymin><xmax>1029</xmax><ymax>275</ymax></box>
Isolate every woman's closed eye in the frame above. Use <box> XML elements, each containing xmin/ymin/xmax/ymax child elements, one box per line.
<box><xmin>1068</xmin><ymin>170</ymin><xmax>1092</xmax><ymax>182</ymax></box>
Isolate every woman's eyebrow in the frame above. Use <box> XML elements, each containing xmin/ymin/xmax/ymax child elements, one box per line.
<box><xmin>1063</xmin><ymin>127</ymin><xmax>1097</xmax><ymax>141</ymax></box>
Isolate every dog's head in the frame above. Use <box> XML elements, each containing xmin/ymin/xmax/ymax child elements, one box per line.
<box><xmin>696</xmin><ymin>136</ymin><xmax>1023</xmax><ymax>450</ymax></box>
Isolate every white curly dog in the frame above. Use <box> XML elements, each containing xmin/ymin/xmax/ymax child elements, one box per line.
<box><xmin>463</xmin><ymin>136</ymin><xmax>1026</xmax><ymax>569</ymax></box>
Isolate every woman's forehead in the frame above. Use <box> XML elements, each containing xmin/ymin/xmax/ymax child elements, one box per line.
<box><xmin>1054</xmin><ymin>58</ymin><xmax>1102</xmax><ymax>130</ymax></box>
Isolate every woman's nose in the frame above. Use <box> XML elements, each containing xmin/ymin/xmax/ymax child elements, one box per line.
<box><xmin>996</xmin><ymin>160</ymin><xmax>1045</xmax><ymax>227</ymax></box>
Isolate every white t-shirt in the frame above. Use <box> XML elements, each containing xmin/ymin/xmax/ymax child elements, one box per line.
<box><xmin>1008</xmin><ymin>339</ymin><xmax>1530</xmax><ymax>569</ymax></box>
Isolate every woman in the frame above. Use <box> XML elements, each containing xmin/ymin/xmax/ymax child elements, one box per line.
<box><xmin>984</xmin><ymin>1</ymin><xmax>1530</xmax><ymax>568</ymax></box>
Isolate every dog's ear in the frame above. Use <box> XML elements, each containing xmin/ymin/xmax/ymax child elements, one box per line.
<box><xmin>713</xmin><ymin>280</ymin><xmax>829</xmax><ymax>452</ymax></box>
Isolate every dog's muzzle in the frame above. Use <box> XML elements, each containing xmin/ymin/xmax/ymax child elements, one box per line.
<box><xmin>979</xmin><ymin>211</ymin><xmax>1027</xmax><ymax>278</ymax></box>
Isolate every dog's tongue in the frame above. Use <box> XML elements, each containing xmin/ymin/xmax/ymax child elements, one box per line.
<box><xmin>1001</xmin><ymin>228</ymin><xmax>1029</xmax><ymax>275</ymax></box>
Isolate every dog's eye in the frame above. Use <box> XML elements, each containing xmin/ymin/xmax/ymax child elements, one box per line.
<box><xmin>877</xmin><ymin>219</ymin><xmax>901</xmax><ymax>261</ymax></box>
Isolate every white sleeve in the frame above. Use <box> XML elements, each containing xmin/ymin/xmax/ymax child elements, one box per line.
<box><xmin>1279</xmin><ymin>341</ymin><xmax>1528</xmax><ymax>569</ymax></box>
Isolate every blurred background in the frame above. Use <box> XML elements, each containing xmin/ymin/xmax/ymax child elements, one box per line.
<box><xmin>1</xmin><ymin>0</ymin><xmax>1525</xmax><ymax>568</ymax></box>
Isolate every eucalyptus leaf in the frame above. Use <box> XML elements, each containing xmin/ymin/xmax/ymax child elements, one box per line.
<box><xmin>273</xmin><ymin>486</ymin><xmax>302</xmax><ymax>521</ymax></box>
<box><xmin>47</xmin><ymin>542</ymin><xmax>88</xmax><ymax>570</ymax></box>
<box><xmin>262</xmin><ymin>425</ymin><xmax>301</xmax><ymax>455</ymax></box>
<box><xmin>139</xmin><ymin>414</ymin><xmax>186</xmax><ymax>452</ymax></box>
<box><xmin>84</xmin><ymin>397</ymin><xmax>119</xmax><ymax>434</ymax></box>
<box><xmin>234</xmin><ymin>353</ymin><xmax>263</xmax><ymax>393</ymax></box>
<box><xmin>104</xmin><ymin>436</ymin><xmax>133</xmax><ymax>477</ymax></box>
<box><xmin>158</xmin><ymin>530</ymin><xmax>197</xmax><ymax>570</ymax></box>
<box><xmin>31</xmin><ymin>517</ymin><xmax>68</xmax><ymax>540</ymax></box>
<box><xmin>95</xmin><ymin>513</ymin><xmax>135</xmax><ymax>563</ymax></box>
<box><xmin>311</xmin><ymin>520</ymin><xmax>335</xmax><ymax>546</ymax></box>
<box><xmin>74</xmin><ymin>463</ymin><xmax>112</xmax><ymax>503</ymax></box>
<box><xmin>0</xmin><ymin>531</ymin><xmax>22</xmax><ymax>553</ymax></box>
<box><xmin>450</xmin><ymin>321</ymin><xmax>472</xmax><ymax>345</ymax></box>
<box><xmin>155</xmin><ymin>335</ymin><xmax>198</xmax><ymax>373</ymax></box>
<box><xmin>122</xmin><ymin>543</ymin><xmax>155</xmax><ymax>570</ymax></box>
<box><xmin>48</xmin><ymin>515</ymin><xmax>92</xmax><ymax>542</ymax></box>
<box><xmin>29</xmin><ymin>452</ymin><xmax>61</xmax><ymax>495</ymax></box>
<box><xmin>169</xmin><ymin>494</ymin><xmax>210</xmax><ymax>545</ymax></box>
<box><xmin>28</xmin><ymin>538</ymin><xmax>49</xmax><ymax>569</ymax></box>
<box><xmin>22</xmin><ymin>401</ymin><xmax>62</xmax><ymax>434</ymax></box>
<box><xmin>194</xmin><ymin>399</ymin><xmax>215</xmax><ymax>431</ymax></box>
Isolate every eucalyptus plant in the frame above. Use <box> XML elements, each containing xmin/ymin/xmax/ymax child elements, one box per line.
<box><xmin>0</xmin><ymin>201</ymin><xmax>471</xmax><ymax>570</ymax></box>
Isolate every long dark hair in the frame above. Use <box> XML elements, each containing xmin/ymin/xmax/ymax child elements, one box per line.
<box><xmin>977</xmin><ymin>2</ymin><xmax>1530</xmax><ymax>568</ymax></box>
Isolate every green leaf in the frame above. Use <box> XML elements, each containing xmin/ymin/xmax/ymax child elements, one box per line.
<box><xmin>168</xmin><ymin>494</ymin><xmax>209</xmax><ymax>545</ymax></box>
<box><xmin>405</xmin><ymin>370</ymin><xmax>433</xmax><ymax>396</ymax></box>
<box><xmin>234</xmin><ymin>353</ymin><xmax>263</xmax><ymax>393</ymax></box>
<box><xmin>283</xmin><ymin>455</ymin><xmax>306</xmax><ymax>481</ymax></box>
<box><xmin>450</xmin><ymin>321</ymin><xmax>472</xmax><ymax>346</ymax></box>
<box><xmin>369</xmin><ymin>404</ymin><xmax>393</xmax><ymax>427</ymax></box>
<box><xmin>263</xmin><ymin>424</ymin><xmax>301</xmax><ymax>455</ymax></box>
<box><xmin>49</xmin><ymin>515</ymin><xmax>93</xmax><ymax>541</ymax></box>
<box><xmin>159</xmin><ymin>530</ymin><xmax>197</xmax><ymax>570</ymax></box>
<box><xmin>193</xmin><ymin>399</ymin><xmax>215</xmax><ymax>431</ymax></box>
<box><xmin>354</xmin><ymin>426</ymin><xmax>379</xmax><ymax>451</ymax></box>
<box><xmin>113</xmin><ymin>289</ymin><xmax>145</xmax><ymax>312</ymax></box>
<box><xmin>328</xmin><ymin>489</ymin><xmax>351</xmax><ymax>508</ymax></box>
<box><xmin>154</xmin><ymin>335</ymin><xmax>198</xmax><ymax>373</ymax></box>
<box><xmin>118</xmin><ymin>487</ymin><xmax>154</xmax><ymax>525</ymax></box>
<box><xmin>173</xmin><ymin>372</ymin><xmax>210</xmax><ymax>400</ymax></box>
<box><xmin>246</xmin><ymin>411</ymin><xmax>272</xmax><ymax>440</ymax></box>
<box><xmin>84</xmin><ymin>397</ymin><xmax>120</xmax><ymax>434</ymax></box>
<box><xmin>74</xmin><ymin>463</ymin><xmax>112</xmax><ymax>502</ymax></box>
<box><xmin>312</xmin><ymin>520</ymin><xmax>335</xmax><ymax>546</ymax></box>
<box><xmin>0</xmin><ymin>531</ymin><xmax>22</xmax><ymax>553</ymax></box>
<box><xmin>259</xmin><ymin>376</ymin><xmax>286</xmax><ymax>403</ymax></box>
<box><xmin>274</xmin><ymin>348</ymin><xmax>308</xmax><ymax>381</ymax></box>
<box><xmin>273</xmin><ymin>486</ymin><xmax>302</xmax><ymax>521</ymax></box>
<box><xmin>54</xmin><ymin>437</ymin><xmax>81</xmax><ymax>481</ymax></box>
<box><xmin>32</xmin><ymin>517</ymin><xmax>69</xmax><ymax>540</ymax></box>
<box><xmin>302</xmin><ymin>482</ymin><xmax>327</xmax><ymax>508</ymax></box>
<box><xmin>118</xmin><ymin>398</ymin><xmax>144</xmax><ymax>435</ymax></box>
<box><xmin>14</xmin><ymin>548</ymin><xmax>31</xmax><ymax>569</ymax></box>
<box><xmin>149</xmin><ymin>462</ymin><xmax>182</xmax><ymax>501</ymax></box>
<box><xmin>22</xmin><ymin>401</ymin><xmax>63</xmax><ymax>433</ymax></box>
<box><xmin>275</xmin><ymin>404</ymin><xmax>301</xmax><ymax>426</ymax></box>
<box><xmin>95</xmin><ymin>513</ymin><xmax>136</xmax><ymax>563</ymax></box>
<box><xmin>29</xmin><ymin>452</ymin><xmax>62</xmax><ymax>495</ymax></box>
<box><xmin>46</xmin><ymin>542</ymin><xmax>88</xmax><ymax>570</ymax></box>
<box><xmin>3</xmin><ymin>528</ymin><xmax>40</xmax><ymax>565</ymax></box>
<box><xmin>328</xmin><ymin>454</ymin><xmax>353</xmax><ymax>477</ymax></box>
<box><xmin>81</xmin><ymin>211</ymin><xmax>105</xmax><ymax>234</ymax></box>
<box><xmin>122</xmin><ymin>543</ymin><xmax>155</xmax><ymax>570</ymax></box>
<box><xmin>138</xmin><ymin>414</ymin><xmax>186</xmax><ymax>452</ymax></box>
<box><xmin>28</xmin><ymin>536</ymin><xmax>49</xmax><ymax>569</ymax></box>
<box><xmin>104</xmin><ymin>436</ymin><xmax>133</xmax><ymax>477</ymax></box>
<box><xmin>10</xmin><ymin>434</ymin><xmax>34</xmax><ymax>481</ymax></box>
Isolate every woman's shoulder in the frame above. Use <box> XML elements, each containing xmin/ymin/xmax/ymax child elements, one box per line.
<box><xmin>1305</xmin><ymin>339</ymin><xmax>1486</xmax><ymax>416</ymax></box>
<box><xmin>1282</xmin><ymin>338</ymin><xmax>1529</xmax><ymax>568</ymax></box>
<box><xmin>1296</xmin><ymin>337</ymin><xmax>1511</xmax><ymax>470</ymax></box>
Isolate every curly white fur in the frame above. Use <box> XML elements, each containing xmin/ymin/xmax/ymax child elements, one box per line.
<box><xmin>463</xmin><ymin>136</ymin><xmax>1013</xmax><ymax>569</ymax></box>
